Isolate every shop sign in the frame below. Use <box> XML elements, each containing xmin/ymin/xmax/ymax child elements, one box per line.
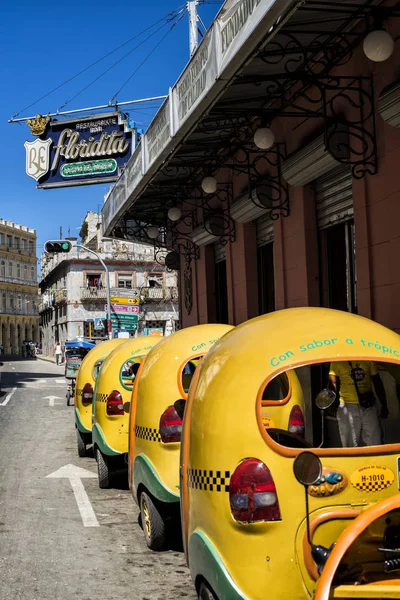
<box><xmin>215</xmin><ymin>0</ymin><xmax>276</xmax><ymax>72</ymax></box>
<box><xmin>172</xmin><ymin>28</ymin><xmax>218</xmax><ymax>130</ymax></box>
<box><xmin>143</xmin><ymin>99</ymin><xmax>172</xmax><ymax>172</ymax></box>
<box><xmin>24</xmin><ymin>112</ymin><xmax>134</xmax><ymax>189</ymax></box>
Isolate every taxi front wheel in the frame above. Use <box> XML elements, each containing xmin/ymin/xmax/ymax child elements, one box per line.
<box><xmin>198</xmin><ymin>581</ymin><xmax>217</xmax><ymax>600</ymax></box>
<box><xmin>140</xmin><ymin>491</ymin><xmax>166</xmax><ymax>550</ymax></box>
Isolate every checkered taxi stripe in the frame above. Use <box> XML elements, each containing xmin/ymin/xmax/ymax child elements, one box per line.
<box><xmin>187</xmin><ymin>469</ymin><xmax>230</xmax><ymax>492</ymax></box>
<box><xmin>76</xmin><ymin>388</ymin><xmax>83</xmax><ymax>397</ymax></box>
<box><xmin>95</xmin><ymin>392</ymin><xmax>108</xmax><ymax>403</ymax></box>
<box><xmin>353</xmin><ymin>479</ymin><xmax>393</xmax><ymax>493</ymax></box>
<box><xmin>135</xmin><ymin>425</ymin><xmax>161</xmax><ymax>442</ymax></box>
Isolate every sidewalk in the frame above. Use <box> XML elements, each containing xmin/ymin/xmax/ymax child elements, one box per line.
<box><xmin>37</xmin><ymin>354</ymin><xmax>60</xmax><ymax>365</ymax></box>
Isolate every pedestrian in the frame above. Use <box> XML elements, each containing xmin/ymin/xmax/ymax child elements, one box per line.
<box><xmin>328</xmin><ymin>360</ymin><xmax>389</xmax><ymax>447</ymax></box>
<box><xmin>54</xmin><ymin>341</ymin><xmax>62</xmax><ymax>365</ymax></box>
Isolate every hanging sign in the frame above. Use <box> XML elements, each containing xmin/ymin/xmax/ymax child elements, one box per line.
<box><xmin>24</xmin><ymin>112</ymin><xmax>134</xmax><ymax>189</ymax></box>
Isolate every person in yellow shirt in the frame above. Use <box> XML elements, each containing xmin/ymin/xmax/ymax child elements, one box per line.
<box><xmin>329</xmin><ymin>361</ymin><xmax>388</xmax><ymax>447</ymax></box>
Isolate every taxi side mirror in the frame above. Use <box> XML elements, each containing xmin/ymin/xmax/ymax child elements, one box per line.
<box><xmin>315</xmin><ymin>389</ymin><xmax>336</xmax><ymax>410</ymax></box>
<box><xmin>123</xmin><ymin>401</ymin><xmax>131</xmax><ymax>414</ymax></box>
<box><xmin>174</xmin><ymin>399</ymin><xmax>186</xmax><ymax>419</ymax></box>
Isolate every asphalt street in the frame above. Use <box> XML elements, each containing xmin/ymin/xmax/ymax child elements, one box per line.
<box><xmin>0</xmin><ymin>359</ymin><xmax>195</xmax><ymax>600</ymax></box>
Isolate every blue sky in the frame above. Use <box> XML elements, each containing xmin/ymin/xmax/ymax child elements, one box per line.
<box><xmin>0</xmin><ymin>0</ymin><xmax>220</xmax><ymax>261</ymax></box>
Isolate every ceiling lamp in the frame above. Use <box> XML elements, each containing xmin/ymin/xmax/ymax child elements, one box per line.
<box><xmin>147</xmin><ymin>226</ymin><xmax>159</xmax><ymax>239</ymax></box>
<box><xmin>167</xmin><ymin>207</ymin><xmax>181</xmax><ymax>221</ymax></box>
<box><xmin>201</xmin><ymin>175</ymin><xmax>217</xmax><ymax>194</ymax></box>
<box><xmin>363</xmin><ymin>29</ymin><xmax>394</xmax><ymax>62</ymax></box>
<box><xmin>254</xmin><ymin>127</ymin><xmax>275</xmax><ymax>150</ymax></box>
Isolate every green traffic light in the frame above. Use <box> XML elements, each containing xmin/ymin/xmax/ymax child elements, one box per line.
<box><xmin>61</xmin><ymin>243</ymin><xmax>70</xmax><ymax>251</ymax></box>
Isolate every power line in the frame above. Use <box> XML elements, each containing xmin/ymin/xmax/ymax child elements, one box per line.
<box><xmin>57</xmin><ymin>11</ymin><xmax>184</xmax><ymax>113</ymax></box>
<box><xmin>11</xmin><ymin>4</ymin><xmax>186</xmax><ymax>119</ymax></box>
<box><xmin>110</xmin><ymin>13</ymin><xmax>185</xmax><ymax>103</ymax></box>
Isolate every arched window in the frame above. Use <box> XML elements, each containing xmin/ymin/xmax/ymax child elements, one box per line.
<box><xmin>17</xmin><ymin>263</ymin><xmax>21</xmax><ymax>279</ymax></box>
<box><xmin>9</xmin><ymin>294</ymin><xmax>14</xmax><ymax>310</ymax></box>
<box><xmin>8</xmin><ymin>261</ymin><xmax>12</xmax><ymax>277</ymax></box>
<box><xmin>31</xmin><ymin>266</ymin><xmax>35</xmax><ymax>281</ymax></box>
<box><xmin>0</xmin><ymin>260</ymin><xmax>5</xmax><ymax>277</ymax></box>
<box><xmin>17</xmin><ymin>295</ymin><xmax>22</xmax><ymax>311</ymax></box>
<box><xmin>25</xmin><ymin>295</ymin><xmax>29</xmax><ymax>313</ymax></box>
<box><xmin>24</xmin><ymin>264</ymin><xmax>27</xmax><ymax>280</ymax></box>
<box><xmin>1</xmin><ymin>293</ymin><xmax>5</xmax><ymax>312</ymax></box>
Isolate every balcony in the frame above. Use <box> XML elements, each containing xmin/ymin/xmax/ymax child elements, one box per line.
<box><xmin>0</xmin><ymin>275</ymin><xmax>37</xmax><ymax>287</ymax></box>
<box><xmin>81</xmin><ymin>287</ymin><xmax>107</xmax><ymax>301</ymax></box>
<box><xmin>141</xmin><ymin>286</ymin><xmax>178</xmax><ymax>302</ymax></box>
<box><xmin>54</xmin><ymin>289</ymin><xmax>67</xmax><ymax>304</ymax></box>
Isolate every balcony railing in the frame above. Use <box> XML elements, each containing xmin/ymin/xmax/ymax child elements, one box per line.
<box><xmin>1</xmin><ymin>307</ymin><xmax>39</xmax><ymax>316</ymax></box>
<box><xmin>54</xmin><ymin>289</ymin><xmax>67</xmax><ymax>304</ymax></box>
<box><xmin>0</xmin><ymin>275</ymin><xmax>37</xmax><ymax>286</ymax></box>
<box><xmin>141</xmin><ymin>286</ymin><xmax>178</xmax><ymax>301</ymax></box>
<box><xmin>81</xmin><ymin>287</ymin><xmax>107</xmax><ymax>300</ymax></box>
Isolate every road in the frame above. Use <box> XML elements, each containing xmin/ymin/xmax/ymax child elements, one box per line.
<box><xmin>0</xmin><ymin>359</ymin><xmax>196</xmax><ymax>600</ymax></box>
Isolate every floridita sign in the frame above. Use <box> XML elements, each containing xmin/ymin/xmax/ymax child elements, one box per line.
<box><xmin>24</xmin><ymin>112</ymin><xmax>134</xmax><ymax>188</ymax></box>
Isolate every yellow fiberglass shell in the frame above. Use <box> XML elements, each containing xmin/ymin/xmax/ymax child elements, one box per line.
<box><xmin>92</xmin><ymin>336</ymin><xmax>161</xmax><ymax>457</ymax></box>
<box><xmin>181</xmin><ymin>307</ymin><xmax>400</xmax><ymax>600</ymax></box>
<box><xmin>130</xmin><ymin>323</ymin><xmax>233</xmax><ymax>505</ymax></box>
<box><xmin>74</xmin><ymin>338</ymin><xmax>126</xmax><ymax>435</ymax></box>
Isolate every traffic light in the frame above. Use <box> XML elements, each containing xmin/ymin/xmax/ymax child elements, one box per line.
<box><xmin>44</xmin><ymin>240</ymin><xmax>73</xmax><ymax>253</ymax></box>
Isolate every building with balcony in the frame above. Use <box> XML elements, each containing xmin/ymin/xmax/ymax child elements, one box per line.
<box><xmin>39</xmin><ymin>211</ymin><xmax>179</xmax><ymax>355</ymax></box>
<box><xmin>0</xmin><ymin>219</ymin><xmax>39</xmax><ymax>353</ymax></box>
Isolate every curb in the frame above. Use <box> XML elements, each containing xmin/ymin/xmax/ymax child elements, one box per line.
<box><xmin>37</xmin><ymin>355</ymin><xmax>59</xmax><ymax>365</ymax></box>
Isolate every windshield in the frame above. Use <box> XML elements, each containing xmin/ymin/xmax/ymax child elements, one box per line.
<box><xmin>93</xmin><ymin>359</ymin><xmax>105</xmax><ymax>380</ymax></box>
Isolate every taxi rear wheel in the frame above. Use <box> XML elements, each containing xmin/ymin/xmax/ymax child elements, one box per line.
<box><xmin>140</xmin><ymin>491</ymin><xmax>166</xmax><ymax>550</ymax></box>
<box><xmin>198</xmin><ymin>581</ymin><xmax>217</xmax><ymax>600</ymax></box>
<box><xmin>76</xmin><ymin>429</ymin><xmax>87</xmax><ymax>458</ymax></box>
<box><xmin>96</xmin><ymin>448</ymin><xmax>112</xmax><ymax>488</ymax></box>
<box><xmin>66</xmin><ymin>390</ymin><xmax>73</xmax><ymax>406</ymax></box>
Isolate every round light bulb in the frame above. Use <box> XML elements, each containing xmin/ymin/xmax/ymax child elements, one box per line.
<box><xmin>363</xmin><ymin>30</ymin><xmax>394</xmax><ymax>63</ymax></box>
<box><xmin>168</xmin><ymin>207</ymin><xmax>181</xmax><ymax>221</ymax></box>
<box><xmin>147</xmin><ymin>226</ymin><xmax>159</xmax><ymax>239</ymax></box>
<box><xmin>253</xmin><ymin>127</ymin><xmax>275</xmax><ymax>150</ymax></box>
<box><xmin>201</xmin><ymin>176</ymin><xmax>217</xmax><ymax>194</ymax></box>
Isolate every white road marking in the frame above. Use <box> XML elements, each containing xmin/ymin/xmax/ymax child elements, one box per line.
<box><xmin>56</xmin><ymin>379</ymin><xmax>66</xmax><ymax>384</ymax></box>
<box><xmin>43</xmin><ymin>395</ymin><xmax>62</xmax><ymax>407</ymax></box>
<box><xmin>0</xmin><ymin>387</ymin><xmax>17</xmax><ymax>406</ymax></box>
<box><xmin>46</xmin><ymin>464</ymin><xmax>99</xmax><ymax>527</ymax></box>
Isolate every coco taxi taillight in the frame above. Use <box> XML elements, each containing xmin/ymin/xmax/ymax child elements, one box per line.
<box><xmin>82</xmin><ymin>383</ymin><xmax>94</xmax><ymax>404</ymax></box>
<box><xmin>229</xmin><ymin>459</ymin><xmax>281</xmax><ymax>523</ymax></box>
<box><xmin>288</xmin><ymin>405</ymin><xmax>305</xmax><ymax>437</ymax></box>
<box><xmin>159</xmin><ymin>406</ymin><xmax>183</xmax><ymax>443</ymax></box>
<box><xmin>106</xmin><ymin>390</ymin><xmax>124</xmax><ymax>416</ymax></box>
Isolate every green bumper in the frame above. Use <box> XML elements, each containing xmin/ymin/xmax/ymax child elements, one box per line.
<box><xmin>75</xmin><ymin>408</ymin><xmax>92</xmax><ymax>435</ymax></box>
<box><xmin>133</xmin><ymin>454</ymin><xmax>179</xmax><ymax>504</ymax></box>
<box><xmin>189</xmin><ymin>530</ymin><xmax>246</xmax><ymax>600</ymax></box>
<box><xmin>92</xmin><ymin>423</ymin><xmax>120</xmax><ymax>457</ymax></box>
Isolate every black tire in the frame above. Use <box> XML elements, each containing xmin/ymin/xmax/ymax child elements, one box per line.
<box><xmin>66</xmin><ymin>390</ymin><xmax>72</xmax><ymax>406</ymax></box>
<box><xmin>76</xmin><ymin>429</ymin><xmax>87</xmax><ymax>458</ymax></box>
<box><xmin>140</xmin><ymin>491</ymin><xmax>166</xmax><ymax>550</ymax></box>
<box><xmin>97</xmin><ymin>448</ymin><xmax>112</xmax><ymax>489</ymax></box>
<box><xmin>198</xmin><ymin>582</ymin><xmax>217</xmax><ymax>600</ymax></box>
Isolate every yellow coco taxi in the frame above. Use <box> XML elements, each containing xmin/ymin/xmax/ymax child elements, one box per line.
<box><xmin>129</xmin><ymin>323</ymin><xmax>233</xmax><ymax>551</ymax></box>
<box><xmin>74</xmin><ymin>338</ymin><xmax>126</xmax><ymax>458</ymax></box>
<box><xmin>181</xmin><ymin>308</ymin><xmax>400</xmax><ymax>600</ymax></box>
<box><xmin>92</xmin><ymin>336</ymin><xmax>161</xmax><ymax>488</ymax></box>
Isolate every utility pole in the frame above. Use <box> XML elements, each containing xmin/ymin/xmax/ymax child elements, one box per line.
<box><xmin>187</xmin><ymin>0</ymin><xmax>199</xmax><ymax>56</ymax></box>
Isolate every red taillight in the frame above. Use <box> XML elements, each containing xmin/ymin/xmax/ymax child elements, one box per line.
<box><xmin>106</xmin><ymin>390</ymin><xmax>124</xmax><ymax>416</ymax></box>
<box><xmin>288</xmin><ymin>405</ymin><xmax>305</xmax><ymax>437</ymax></box>
<box><xmin>229</xmin><ymin>459</ymin><xmax>281</xmax><ymax>523</ymax></box>
<box><xmin>159</xmin><ymin>406</ymin><xmax>183</xmax><ymax>443</ymax></box>
<box><xmin>82</xmin><ymin>383</ymin><xmax>94</xmax><ymax>404</ymax></box>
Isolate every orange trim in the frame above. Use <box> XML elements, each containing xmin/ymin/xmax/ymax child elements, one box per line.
<box><xmin>258</xmin><ymin>372</ymin><xmax>292</xmax><ymax>407</ymax></box>
<box><xmin>315</xmin><ymin>495</ymin><xmax>400</xmax><ymax>600</ymax></box>
<box><xmin>257</xmin><ymin>355</ymin><xmax>400</xmax><ymax>457</ymax></box>
<box><xmin>180</xmin><ymin>362</ymin><xmax>203</xmax><ymax>565</ymax></box>
<box><xmin>128</xmin><ymin>357</ymin><xmax>147</xmax><ymax>498</ymax></box>
<box><xmin>302</xmin><ymin>509</ymin><xmax>361</xmax><ymax>581</ymax></box>
<box><xmin>176</xmin><ymin>353</ymin><xmax>205</xmax><ymax>400</ymax></box>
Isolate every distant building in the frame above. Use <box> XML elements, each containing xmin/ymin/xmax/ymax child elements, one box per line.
<box><xmin>38</xmin><ymin>212</ymin><xmax>179</xmax><ymax>354</ymax></box>
<box><xmin>0</xmin><ymin>219</ymin><xmax>39</xmax><ymax>354</ymax></box>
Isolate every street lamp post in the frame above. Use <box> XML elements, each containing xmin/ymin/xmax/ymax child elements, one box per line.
<box><xmin>74</xmin><ymin>244</ymin><xmax>112</xmax><ymax>339</ymax></box>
